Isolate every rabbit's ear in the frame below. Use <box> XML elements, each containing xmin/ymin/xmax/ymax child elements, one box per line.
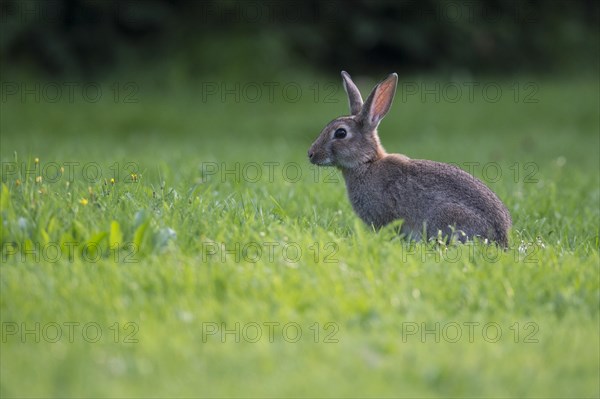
<box><xmin>341</xmin><ymin>71</ymin><xmax>363</xmax><ymax>115</ymax></box>
<box><xmin>359</xmin><ymin>73</ymin><xmax>398</xmax><ymax>130</ymax></box>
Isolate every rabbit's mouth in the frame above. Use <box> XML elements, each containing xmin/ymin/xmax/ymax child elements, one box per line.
<box><xmin>309</xmin><ymin>155</ymin><xmax>334</xmax><ymax>167</ymax></box>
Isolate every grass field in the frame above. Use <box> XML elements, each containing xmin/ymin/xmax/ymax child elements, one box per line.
<box><xmin>1</xmin><ymin>74</ymin><xmax>599</xmax><ymax>397</ymax></box>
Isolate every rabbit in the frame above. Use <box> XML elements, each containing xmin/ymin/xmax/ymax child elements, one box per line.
<box><xmin>308</xmin><ymin>71</ymin><xmax>512</xmax><ymax>246</ymax></box>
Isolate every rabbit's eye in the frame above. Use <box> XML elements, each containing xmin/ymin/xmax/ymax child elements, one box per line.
<box><xmin>334</xmin><ymin>128</ymin><xmax>347</xmax><ymax>139</ymax></box>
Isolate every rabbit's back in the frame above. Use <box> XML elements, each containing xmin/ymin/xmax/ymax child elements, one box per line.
<box><xmin>345</xmin><ymin>155</ymin><xmax>511</xmax><ymax>245</ymax></box>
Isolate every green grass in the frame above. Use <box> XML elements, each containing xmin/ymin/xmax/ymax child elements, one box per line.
<box><xmin>1</xmin><ymin>75</ymin><xmax>599</xmax><ymax>398</ymax></box>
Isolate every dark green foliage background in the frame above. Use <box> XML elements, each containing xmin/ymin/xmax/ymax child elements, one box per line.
<box><xmin>2</xmin><ymin>0</ymin><xmax>598</xmax><ymax>78</ymax></box>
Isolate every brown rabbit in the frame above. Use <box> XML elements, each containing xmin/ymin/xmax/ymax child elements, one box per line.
<box><xmin>308</xmin><ymin>71</ymin><xmax>511</xmax><ymax>246</ymax></box>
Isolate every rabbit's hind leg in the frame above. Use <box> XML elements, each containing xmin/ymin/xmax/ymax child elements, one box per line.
<box><xmin>425</xmin><ymin>204</ymin><xmax>490</xmax><ymax>244</ymax></box>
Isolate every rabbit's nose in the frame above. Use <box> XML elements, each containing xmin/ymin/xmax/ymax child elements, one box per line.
<box><xmin>308</xmin><ymin>150</ymin><xmax>314</xmax><ymax>159</ymax></box>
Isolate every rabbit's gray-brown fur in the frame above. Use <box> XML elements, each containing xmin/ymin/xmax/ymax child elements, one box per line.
<box><xmin>308</xmin><ymin>71</ymin><xmax>511</xmax><ymax>246</ymax></box>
